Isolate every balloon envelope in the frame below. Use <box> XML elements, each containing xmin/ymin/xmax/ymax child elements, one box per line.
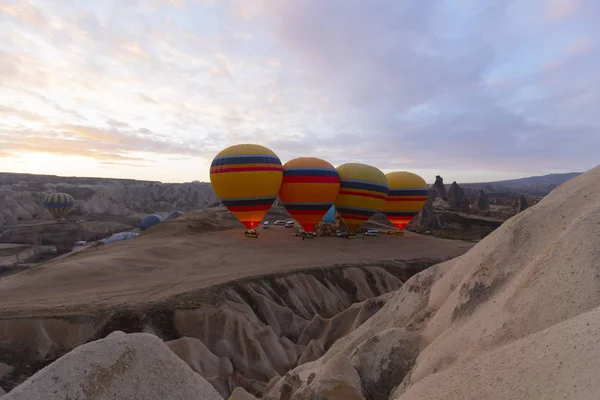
<box><xmin>210</xmin><ymin>144</ymin><xmax>283</xmax><ymax>229</ymax></box>
<box><xmin>333</xmin><ymin>163</ymin><xmax>388</xmax><ymax>233</ymax></box>
<box><xmin>381</xmin><ymin>171</ymin><xmax>428</xmax><ymax>231</ymax></box>
<box><xmin>140</xmin><ymin>214</ymin><xmax>164</xmax><ymax>231</ymax></box>
<box><xmin>278</xmin><ymin>157</ymin><xmax>340</xmax><ymax>232</ymax></box>
<box><xmin>104</xmin><ymin>232</ymin><xmax>139</xmax><ymax>244</ymax></box>
<box><xmin>322</xmin><ymin>205</ymin><xmax>336</xmax><ymax>223</ymax></box>
<box><xmin>43</xmin><ymin>192</ymin><xmax>74</xmax><ymax>220</ymax></box>
<box><xmin>167</xmin><ymin>210</ymin><xmax>184</xmax><ymax>220</ymax></box>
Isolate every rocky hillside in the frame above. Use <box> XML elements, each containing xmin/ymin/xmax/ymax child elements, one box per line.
<box><xmin>0</xmin><ymin>173</ymin><xmax>217</xmax><ymax>225</ymax></box>
<box><xmin>461</xmin><ymin>172</ymin><xmax>581</xmax><ymax>196</ymax></box>
<box><xmin>261</xmin><ymin>164</ymin><xmax>600</xmax><ymax>399</ymax></box>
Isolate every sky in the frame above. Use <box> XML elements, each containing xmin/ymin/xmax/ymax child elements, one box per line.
<box><xmin>0</xmin><ymin>0</ymin><xmax>598</xmax><ymax>184</ymax></box>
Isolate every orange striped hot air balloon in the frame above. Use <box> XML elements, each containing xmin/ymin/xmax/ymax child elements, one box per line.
<box><xmin>209</xmin><ymin>144</ymin><xmax>283</xmax><ymax>230</ymax></box>
<box><xmin>333</xmin><ymin>163</ymin><xmax>388</xmax><ymax>233</ymax></box>
<box><xmin>278</xmin><ymin>157</ymin><xmax>340</xmax><ymax>233</ymax></box>
<box><xmin>381</xmin><ymin>171</ymin><xmax>428</xmax><ymax>231</ymax></box>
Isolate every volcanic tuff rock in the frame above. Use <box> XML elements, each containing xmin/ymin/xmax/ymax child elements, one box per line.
<box><xmin>431</xmin><ymin>175</ymin><xmax>447</xmax><ymax>199</ymax></box>
<box><xmin>1</xmin><ymin>332</ymin><xmax>222</xmax><ymax>400</ymax></box>
<box><xmin>447</xmin><ymin>181</ymin><xmax>470</xmax><ymax>209</ymax></box>
<box><xmin>262</xmin><ymin>164</ymin><xmax>600</xmax><ymax>400</ymax></box>
<box><xmin>0</xmin><ymin>173</ymin><xmax>217</xmax><ymax>225</ymax></box>
<box><xmin>0</xmin><ymin>263</ymin><xmax>438</xmax><ymax>397</ymax></box>
<box><xmin>471</xmin><ymin>189</ymin><xmax>490</xmax><ymax>213</ymax></box>
<box><xmin>517</xmin><ymin>194</ymin><xmax>529</xmax><ymax>212</ymax></box>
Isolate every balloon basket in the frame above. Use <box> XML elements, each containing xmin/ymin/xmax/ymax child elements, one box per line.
<box><xmin>395</xmin><ymin>231</ymin><xmax>405</xmax><ymax>236</ymax></box>
<box><xmin>243</xmin><ymin>229</ymin><xmax>259</xmax><ymax>238</ymax></box>
<box><xmin>301</xmin><ymin>232</ymin><xmax>315</xmax><ymax>240</ymax></box>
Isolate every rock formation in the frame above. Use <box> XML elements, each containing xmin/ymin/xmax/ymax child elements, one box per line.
<box><xmin>261</xmin><ymin>164</ymin><xmax>600</xmax><ymax>400</ymax></box>
<box><xmin>517</xmin><ymin>194</ymin><xmax>529</xmax><ymax>212</ymax></box>
<box><xmin>471</xmin><ymin>189</ymin><xmax>490</xmax><ymax>213</ymax></box>
<box><xmin>1</xmin><ymin>331</ymin><xmax>222</xmax><ymax>400</ymax></box>
<box><xmin>447</xmin><ymin>181</ymin><xmax>470</xmax><ymax>209</ymax></box>
<box><xmin>0</xmin><ymin>173</ymin><xmax>217</xmax><ymax>226</ymax></box>
<box><xmin>431</xmin><ymin>175</ymin><xmax>447</xmax><ymax>200</ymax></box>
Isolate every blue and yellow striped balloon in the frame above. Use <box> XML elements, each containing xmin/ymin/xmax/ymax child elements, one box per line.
<box><xmin>333</xmin><ymin>163</ymin><xmax>388</xmax><ymax>233</ymax></box>
<box><xmin>382</xmin><ymin>171</ymin><xmax>429</xmax><ymax>231</ymax></box>
<box><xmin>210</xmin><ymin>144</ymin><xmax>283</xmax><ymax>229</ymax></box>
<box><xmin>43</xmin><ymin>192</ymin><xmax>74</xmax><ymax>220</ymax></box>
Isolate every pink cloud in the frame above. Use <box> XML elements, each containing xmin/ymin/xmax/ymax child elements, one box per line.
<box><xmin>546</xmin><ymin>0</ymin><xmax>581</xmax><ymax>21</ymax></box>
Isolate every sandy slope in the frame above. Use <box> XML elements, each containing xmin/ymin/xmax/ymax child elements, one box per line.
<box><xmin>0</xmin><ymin>214</ymin><xmax>473</xmax><ymax>315</ymax></box>
<box><xmin>262</xmin><ymin>164</ymin><xmax>600</xmax><ymax>400</ymax></box>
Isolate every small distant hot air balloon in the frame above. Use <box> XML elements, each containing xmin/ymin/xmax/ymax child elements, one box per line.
<box><xmin>140</xmin><ymin>214</ymin><xmax>164</xmax><ymax>231</ymax></box>
<box><xmin>333</xmin><ymin>163</ymin><xmax>388</xmax><ymax>234</ymax></box>
<box><xmin>381</xmin><ymin>171</ymin><xmax>429</xmax><ymax>232</ymax></box>
<box><xmin>210</xmin><ymin>144</ymin><xmax>283</xmax><ymax>232</ymax></box>
<box><xmin>43</xmin><ymin>192</ymin><xmax>74</xmax><ymax>221</ymax></box>
<box><xmin>167</xmin><ymin>210</ymin><xmax>184</xmax><ymax>220</ymax></box>
<box><xmin>278</xmin><ymin>157</ymin><xmax>340</xmax><ymax>235</ymax></box>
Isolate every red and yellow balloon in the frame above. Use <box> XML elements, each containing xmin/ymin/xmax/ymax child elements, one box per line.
<box><xmin>278</xmin><ymin>157</ymin><xmax>340</xmax><ymax>233</ymax></box>
<box><xmin>209</xmin><ymin>144</ymin><xmax>283</xmax><ymax>229</ymax></box>
<box><xmin>333</xmin><ymin>163</ymin><xmax>388</xmax><ymax>233</ymax></box>
<box><xmin>381</xmin><ymin>171</ymin><xmax>428</xmax><ymax>231</ymax></box>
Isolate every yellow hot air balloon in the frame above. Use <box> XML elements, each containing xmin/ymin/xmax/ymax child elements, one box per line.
<box><xmin>333</xmin><ymin>163</ymin><xmax>388</xmax><ymax>234</ymax></box>
<box><xmin>43</xmin><ymin>192</ymin><xmax>74</xmax><ymax>221</ymax></box>
<box><xmin>381</xmin><ymin>171</ymin><xmax>428</xmax><ymax>231</ymax></box>
<box><xmin>278</xmin><ymin>157</ymin><xmax>340</xmax><ymax>234</ymax></box>
<box><xmin>210</xmin><ymin>144</ymin><xmax>283</xmax><ymax>230</ymax></box>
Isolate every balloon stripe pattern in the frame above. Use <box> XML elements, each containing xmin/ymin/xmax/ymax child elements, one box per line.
<box><xmin>382</xmin><ymin>172</ymin><xmax>429</xmax><ymax>231</ymax></box>
<box><xmin>43</xmin><ymin>192</ymin><xmax>74</xmax><ymax>220</ymax></box>
<box><xmin>210</xmin><ymin>144</ymin><xmax>283</xmax><ymax>229</ymax></box>
<box><xmin>334</xmin><ymin>163</ymin><xmax>388</xmax><ymax>233</ymax></box>
<box><xmin>279</xmin><ymin>157</ymin><xmax>340</xmax><ymax>233</ymax></box>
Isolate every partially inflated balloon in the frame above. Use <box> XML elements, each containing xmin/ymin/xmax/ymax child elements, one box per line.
<box><xmin>279</xmin><ymin>157</ymin><xmax>340</xmax><ymax>232</ymax></box>
<box><xmin>381</xmin><ymin>171</ymin><xmax>428</xmax><ymax>231</ymax></box>
<box><xmin>333</xmin><ymin>163</ymin><xmax>388</xmax><ymax>233</ymax></box>
<box><xmin>210</xmin><ymin>144</ymin><xmax>283</xmax><ymax>229</ymax></box>
<box><xmin>43</xmin><ymin>192</ymin><xmax>74</xmax><ymax>220</ymax></box>
<box><xmin>322</xmin><ymin>205</ymin><xmax>336</xmax><ymax>223</ymax></box>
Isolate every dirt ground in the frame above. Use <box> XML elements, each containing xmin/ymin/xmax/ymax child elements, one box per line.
<box><xmin>0</xmin><ymin>219</ymin><xmax>474</xmax><ymax>316</ymax></box>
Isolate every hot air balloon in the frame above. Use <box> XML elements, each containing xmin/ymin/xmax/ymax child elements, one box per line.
<box><xmin>333</xmin><ymin>163</ymin><xmax>388</xmax><ymax>236</ymax></box>
<box><xmin>43</xmin><ymin>192</ymin><xmax>74</xmax><ymax>221</ymax></box>
<box><xmin>322</xmin><ymin>205</ymin><xmax>336</xmax><ymax>223</ymax></box>
<box><xmin>209</xmin><ymin>144</ymin><xmax>283</xmax><ymax>235</ymax></box>
<box><xmin>140</xmin><ymin>214</ymin><xmax>164</xmax><ymax>231</ymax></box>
<box><xmin>278</xmin><ymin>157</ymin><xmax>340</xmax><ymax>236</ymax></box>
<box><xmin>167</xmin><ymin>210</ymin><xmax>184</xmax><ymax>220</ymax></box>
<box><xmin>381</xmin><ymin>171</ymin><xmax>428</xmax><ymax>233</ymax></box>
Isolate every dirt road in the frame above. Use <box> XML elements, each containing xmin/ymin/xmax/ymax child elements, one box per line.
<box><xmin>0</xmin><ymin>221</ymin><xmax>474</xmax><ymax>315</ymax></box>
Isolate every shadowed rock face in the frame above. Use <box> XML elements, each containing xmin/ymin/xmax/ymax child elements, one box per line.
<box><xmin>517</xmin><ymin>194</ymin><xmax>529</xmax><ymax>212</ymax></box>
<box><xmin>432</xmin><ymin>175</ymin><xmax>447</xmax><ymax>200</ymax></box>
<box><xmin>0</xmin><ymin>261</ymin><xmax>445</xmax><ymax>398</ymax></box>
<box><xmin>472</xmin><ymin>189</ymin><xmax>490</xmax><ymax>213</ymax></box>
<box><xmin>447</xmin><ymin>182</ymin><xmax>469</xmax><ymax>210</ymax></box>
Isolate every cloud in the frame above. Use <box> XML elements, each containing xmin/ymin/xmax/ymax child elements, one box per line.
<box><xmin>546</xmin><ymin>0</ymin><xmax>581</xmax><ymax>21</ymax></box>
<box><xmin>0</xmin><ymin>0</ymin><xmax>598</xmax><ymax>182</ymax></box>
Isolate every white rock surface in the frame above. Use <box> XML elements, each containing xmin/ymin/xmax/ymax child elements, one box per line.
<box><xmin>2</xmin><ymin>332</ymin><xmax>223</xmax><ymax>400</ymax></box>
<box><xmin>263</xmin><ymin>165</ymin><xmax>600</xmax><ymax>400</ymax></box>
<box><xmin>228</xmin><ymin>387</ymin><xmax>259</xmax><ymax>399</ymax></box>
